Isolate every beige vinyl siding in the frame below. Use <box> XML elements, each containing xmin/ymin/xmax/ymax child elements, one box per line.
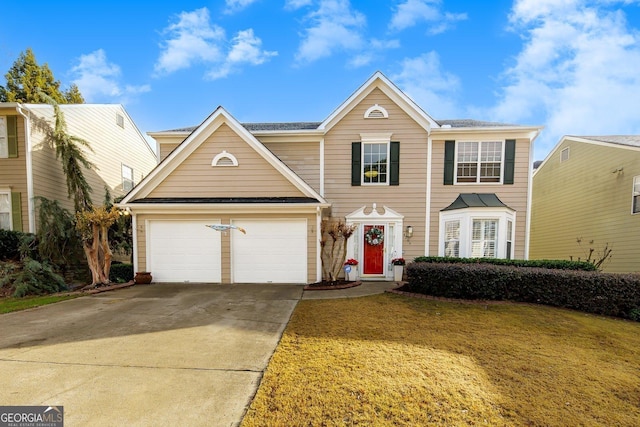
<box><xmin>0</xmin><ymin>113</ymin><xmax>28</xmax><ymax>231</ymax></box>
<box><xmin>136</xmin><ymin>212</ymin><xmax>318</xmax><ymax>283</ymax></box>
<box><xmin>159</xmin><ymin>142</ymin><xmax>181</xmax><ymax>162</ymax></box>
<box><xmin>149</xmin><ymin>124</ymin><xmax>304</xmax><ymax>198</ymax></box>
<box><xmin>262</xmin><ymin>140</ymin><xmax>320</xmax><ymax>192</ymax></box>
<box><xmin>429</xmin><ymin>136</ymin><xmax>531</xmax><ymax>259</ymax></box>
<box><xmin>530</xmin><ymin>139</ymin><xmax>640</xmax><ymax>273</ymax></box>
<box><xmin>28</xmin><ymin>105</ymin><xmax>157</xmax><ymax>210</ymax></box>
<box><xmin>323</xmin><ymin>88</ymin><xmax>428</xmax><ymax>262</ymax></box>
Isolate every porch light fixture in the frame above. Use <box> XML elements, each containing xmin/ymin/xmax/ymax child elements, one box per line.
<box><xmin>405</xmin><ymin>225</ymin><xmax>413</xmax><ymax>238</ymax></box>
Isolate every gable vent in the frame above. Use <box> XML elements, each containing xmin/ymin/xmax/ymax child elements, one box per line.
<box><xmin>212</xmin><ymin>150</ymin><xmax>239</xmax><ymax>167</ymax></box>
<box><xmin>364</xmin><ymin>104</ymin><xmax>389</xmax><ymax>119</ymax></box>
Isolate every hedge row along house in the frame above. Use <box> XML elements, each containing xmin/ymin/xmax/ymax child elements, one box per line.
<box><xmin>530</xmin><ymin>135</ymin><xmax>640</xmax><ymax>273</ymax></box>
<box><xmin>118</xmin><ymin>72</ymin><xmax>543</xmax><ymax>284</ymax></box>
<box><xmin>0</xmin><ymin>103</ymin><xmax>157</xmax><ymax>233</ymax></box>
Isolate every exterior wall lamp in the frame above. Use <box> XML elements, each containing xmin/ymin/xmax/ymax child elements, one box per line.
<box><xmin>404</xmin><ymin>225</ymin><xmax>413</xmax><ymax>239</ymax></box>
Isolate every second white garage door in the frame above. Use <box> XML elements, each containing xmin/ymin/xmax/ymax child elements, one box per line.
<box><xmin>231</xmin><ymin>219</ymin><xmax>307</xmax><ymax>283</ymax></box>
<box><xmin>147</xmin><ymin>220</ymin><xmax>222</xmax><ymax>283</ymax></box>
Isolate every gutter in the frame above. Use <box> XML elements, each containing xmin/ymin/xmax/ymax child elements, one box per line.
<box><xmin>16</xmin><ymin>104</ymin><xmax>35</xmax><ymax>233</ymax></box>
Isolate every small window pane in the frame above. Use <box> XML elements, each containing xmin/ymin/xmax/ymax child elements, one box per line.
<box><xmin>0</xmin><ymin>117</ymin><xmax>7</xmax><ymax>158</ymax></box>
<box><xmin>0</xmin><ymin>193</ymin><xmax>10</xmax><ymax>230</ymax></box>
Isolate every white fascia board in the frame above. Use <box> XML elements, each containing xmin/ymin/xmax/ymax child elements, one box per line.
<box><xmin>431</xmin><ymin>126</ymin><xmax>543</xmax><ymax>139</ymax></box>
<box><xmin>117</xmin><ymin>202</ymin><xmax>330</xmax><ymax>214</ymax></box>
<box><xmin>319</xmin><ymin>71</ymin><xmax>438</xmax><ymax>132</ymax></box>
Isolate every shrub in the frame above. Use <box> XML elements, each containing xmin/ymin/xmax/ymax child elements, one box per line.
<box><xmin>109</xmin><ymin>262</ymin><xmax>133</xmax><ymax>283</ymax></box>
<box><xmin>412</xmin><ymin>256</ymin><xmax>596</xmax><ymax>271</ymax></box>
<box><xmin>0</xmin><ymin>229</ymin><xmax>24</xmax><ymax>261</ymax></box>
<box><xmin>405</xmin><ymin>262</ymin><xmax>640</xmax><ymax>321</ymax></box>
<box><xmin>0</xmin><ymin>258</ymin><xmax>68</xmax><ymax>297</ymax></box>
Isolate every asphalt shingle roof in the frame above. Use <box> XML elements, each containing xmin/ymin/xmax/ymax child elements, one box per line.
<box><xmin>577</xmin><ymin>135</ymin><xmax>640</xmax><ymax>148</ymax></box>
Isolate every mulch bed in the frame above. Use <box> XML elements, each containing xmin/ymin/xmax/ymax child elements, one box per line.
<box><xmin>304</xmin><ymin>280</ymin><xmax>362</xmax><ymax>291</ymax></box>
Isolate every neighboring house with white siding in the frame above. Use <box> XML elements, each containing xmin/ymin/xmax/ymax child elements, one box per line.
<box><xmin>119</xmin><ymin>72</ymin><xmax>542</xmax><ymax>284</ymax></box>
<box><xmin>530</xmin><ymin>135</ymin><xmax>640</xmax><ymax>273</ymax></box>
<box><xmin>0</xmin><ymin>103</ymin><xmax>157</xmax><ymax>233</ymax></box>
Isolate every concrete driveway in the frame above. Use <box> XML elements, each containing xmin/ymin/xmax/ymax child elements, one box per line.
<box><xmin>0</xmin><ymin>283</ymin><xmax>302</xmax><ymax>426</ymax></box>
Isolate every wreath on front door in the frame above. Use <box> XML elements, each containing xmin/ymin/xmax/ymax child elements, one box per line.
<box><xmin>365</xmin><ymin>227</ymin><xmax>384</xmax><ymax>246</ymax></box>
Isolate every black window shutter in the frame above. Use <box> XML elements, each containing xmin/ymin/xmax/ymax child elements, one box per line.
<box><xmin>390</xmin><ymin>141</ymin><xmax>400</xmax><ymax>186</ymax></box>
<box><xmin>7</xmin><ymin>116</ymin><xmax>18</xmax><ymax>158</ymax></box>
<box><xmin>11</xmin><ymin>192</ymin><xmax>22</xmax><ymax>231</ymax></box>
<box><xmin>504</xmin><ymin>139</ymin><xmax>516</xmax><ymax>185</ymax></box>
<box><xmin>351</xmin><ymin>142</ymin><xmax>361</xmax><ymax>186</ymax></box>
<box><xmin>443</xmin><ymin>140</ymin><xmax>455</xmax><ymax>185</ymax></box>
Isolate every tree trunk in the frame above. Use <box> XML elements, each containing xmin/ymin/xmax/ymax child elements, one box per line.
<box><xmin>100</xmin><ymin>224</ymin><xmax>112</xmax><ymax>284</ymax></box>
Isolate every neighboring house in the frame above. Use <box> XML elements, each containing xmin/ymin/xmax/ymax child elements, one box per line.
<box><xmin>119</xmin><ymin>72</ymin><xmax>542</xmax><ymax>284</ymax></box>
<box><xmin>530</xmin><ymin>135</ymin><xmax>640</xmax><ymax>273</ymax></box>
<box><xmin>0</xmin><ymin>103</ymin><xmax>158</xmax><ymax>233</ymax></box>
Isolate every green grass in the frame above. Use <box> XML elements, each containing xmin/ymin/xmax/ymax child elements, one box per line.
<box><xmin>243</xmin><ymin>294</ymin><xmax>640</xmax><ymax>426</ymax></box>
<box><xmin>0</xmin><ymin>294</ymin><xmax>78</xmax><ymax>313</ymax></box>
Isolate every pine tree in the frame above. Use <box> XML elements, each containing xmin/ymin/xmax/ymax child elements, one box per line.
<box><xmin>0</xmin><ymin>48</ymin><xmax>84</xmax><ymax>103</ymax></box>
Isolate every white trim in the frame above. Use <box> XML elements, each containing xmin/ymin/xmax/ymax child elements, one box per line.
<box><xmin>320</xmin><ymin>137</ymin><xmax>325</xmax><ymax>197</ymax></box>
<box><xmin>132</xmin><ymin>213</ymin><xmax>138</xmax><ymax>273</ymax></box>
<box><xmin>454</xmin><ymin>140</ymin><xmax>504</xmax><ymax>185</ymax></box>
<box><xmin>438</xmin><ymin>208</ymin><xmax>515</xmax><ymax>259</ymax></box>
<box><xmin>319</xmin><ymin>71</ymin><xmax>438</xmax><ymax>132</ymax></box>
<box><xmin>120</xmin><ymin>107</ymin><xmax>327</xmax><ymax>205</ymax></box>
<box><xmin>364</xmin><ymin>104</ymin><xmax>389</xmax><ymax>119</ymax></box>
<box><xmin>117</xmin><ymin>203</ymin><xmax>326</xmax><ymax>215</ymax></box>
<box><xmin>0</xmin><ymin>189</ymin><xmax>12</xmax><ymax>231</ymax></box>
<box><xmin>211</xmin><ymin>150</ymin><xmax>239</xmax><ymax>167</ymax></box>
<box><xmin>425</xmin><ymin>135</ymin><xmax>432</xmax><ymax>255</ymax></box>
<box><xmin>525</xmin><ymin>130</ymin><xmax>541</xmax><ymax>259</ymax></box>
<box><xmin>316</xmin><ymin>207</ymin><xmax>322</xmax><ymax>282</ymax></box>
<box><xmin>16</xmin><ymin>105</ymin><xmax>35</xmax><ymax>232</ymax></box>
<box><xmin>361</xmin><ymin>136</ymin><xmax>391</xmax><ymax>186</ymax></box>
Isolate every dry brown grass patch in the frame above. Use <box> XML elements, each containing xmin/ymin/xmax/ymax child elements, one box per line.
<box><xmin>242</xmin><ymin>294</ymin><xmax>640</xmax><ymax>426</ymax></box>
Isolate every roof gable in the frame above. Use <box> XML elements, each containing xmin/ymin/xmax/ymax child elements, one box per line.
<box><xmin>121</xmin><ymin>107</ymin><xmax>326</xmax><ymax>204</ymax></box>
<box><xmin>319</xmin><ymin>71</ymin><xmax>439</xmax><ymax>132</ymax></box>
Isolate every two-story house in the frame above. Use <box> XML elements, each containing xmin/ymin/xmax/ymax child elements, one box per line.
<box><xmin>530</xmin><ymin>135</ymin><xmax>640</xmax><ymax>273</ymax></box>
<box><xmin>0</xmin><ymin>103</ymin><xmax>158</xmax><ymax>233</ymax></box>
<box><xmin>119</xmin><ymin>72</ymin><xmax>542</xmax><ymax>283</ymax></box>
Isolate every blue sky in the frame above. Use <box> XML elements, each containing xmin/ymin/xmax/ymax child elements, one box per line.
<box><xmin>1</xmin><ymin>0</ymin><xmax>640</xmax><ymax>160</ymax></box>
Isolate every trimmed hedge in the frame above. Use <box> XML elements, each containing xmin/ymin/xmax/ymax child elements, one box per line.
<box><xmin>405</xmin><ymin>262</ymin><xmax>640</xmax><ymax>321</ymax></box>
<box><xmin>413</xmin><ymin>256</ymin><xmax>597</xmax><ymax>271</ymax></box>
<box><xmin>109</xmin><ymin>263</ymin><xmax>134</xmax><ymax>283</ymax></box>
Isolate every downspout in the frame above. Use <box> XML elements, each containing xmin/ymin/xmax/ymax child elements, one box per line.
<box><xmin>524</xmin><ymin>129</ymin><xmax>541</xmax><ymax>260</ymax></box>
<box><xmin>316</xmin><ymin>206</ymin><xmax>322</xmax><ymax>282</ymax></box>
<box><xmin>319</xmin><ymin>138</ymin><xmax>325</xmax><ymax>197</ymax></box>
<box><xmin>131</xmin><ymin>212</ymin><xmax>138</xmax><ymax>273</ymax></box>
<box><xmin>425</xmin><ymin>134</ymin><xmax>432</xmax><ymax>256</ymax></box>
<box><xmin>16</xmin><ymin>104</ymin><xmax>35</xmax><ymax>233</ymax></box>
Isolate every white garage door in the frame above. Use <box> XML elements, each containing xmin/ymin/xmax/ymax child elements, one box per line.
<box><xmin>147</xmin><ymin>220</ymin><xmax>222</xmax><ymax>283</ymax></box>
<box><xmin>232</xmin><ymin>219</ymin><xmax>307</xmax><ymax>283</ymax></box>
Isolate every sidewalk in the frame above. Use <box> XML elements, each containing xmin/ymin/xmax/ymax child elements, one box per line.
<box><xmin>301</xmin><ymin>281</ymin><xmax>399</xmax><ymax>300</ymax></box>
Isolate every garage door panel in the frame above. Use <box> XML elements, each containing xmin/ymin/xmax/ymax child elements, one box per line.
<box><xmin>148</xmin><ymin>220</ymin><xmax>221</xmax><ymax>283</ymax></box>
<box><xmin>232</xmin><ymin>220</ymin><xmax>307</xmax><ymax>283</ymax></box>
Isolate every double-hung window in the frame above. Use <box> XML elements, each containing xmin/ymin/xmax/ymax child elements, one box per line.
<box><xmin>0</xmin><ymin>116</ymin><xmax>7</xmax><ymax>158</ymax></box>
<box><xmin>0</xmin><ymin>192</ymin><xmax>11</xmax><ymax>230</ymax></box>
<box><xmin>444</xmin><ymin>220</ymin><xmax>460</xmax><ymax>257</ymax></box>
<box><xmin>363</xmin><ymin>142</ymin><xmax>388</xmax><ymax>184</ymax></box>
<box><xmin>352</xmin><ymin>133</ymin><xmax>399</xmax><ymax>186</ymax></box>
<box><xmin>457</xmin><ymin>141</ymin><xmax>503</xmax><ymax>183</ymax></box>
<box><xmin>633</xmin><ymin>176</ymin><xmax>640</xmax><ymax>214</ymax></box>
<box><xmin>122</xmin><ymin>164</ymin><xmax>134</xmax><ymax>192</ymax></box>
<box><xmin>471</xmin><ymin>219</ymin><xmax>498</xmax><ymax>257</ymax></box>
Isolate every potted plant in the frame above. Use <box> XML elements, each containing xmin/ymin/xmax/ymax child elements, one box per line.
<box><xmin>343</xmin><ymin>258</ymin><xmax>359</xmax><ymax>281</ymax></box>
<box><xmin>391</xmin><ymin>258</ymin><xmax>405</xmax><ymax>281</ymax></box>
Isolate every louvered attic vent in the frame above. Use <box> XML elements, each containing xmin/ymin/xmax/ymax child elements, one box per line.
<box><xmin>212</xmin><ymin>150</ymin><xmax>239</xmax><ymax>167</ymax></box>
<box><xmin>364</xmin><ymin>104</ymin><xmax>389</xmax><ymax>119</ymax></box>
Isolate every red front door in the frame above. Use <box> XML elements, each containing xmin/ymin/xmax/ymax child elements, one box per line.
<box><xmin>363</xmin><ymin>224</ymin><xmax>385</xmax><ymax>275</ymax></box>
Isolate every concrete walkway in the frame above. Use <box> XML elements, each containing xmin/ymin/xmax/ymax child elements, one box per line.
<box><xmin>0</xmin><ymin>281</ymin><xmax>395</xmax><ymax>426</ymax></box>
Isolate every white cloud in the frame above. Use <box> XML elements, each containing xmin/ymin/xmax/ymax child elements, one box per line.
<box><xmin>389</xmin><ymin>0</ymin><xmax>467</xmax><ymax>34</ymax></box>
<box><xmin>70</xmin><ymin>49</ymin><xmax>150</xmax><ymax>103</ymax></box>
<box><xmin>155</xmin><ymin>8</ymin><xmax>225</xmax><ymax>75</ymax></box>
<box><xmin>285</xmin><ymin>0</ymin><xmax>313</xmax><ymax>10</ymax></box>
<box><xmin>294</xmin><ymin>0</ymin><xmax>367</xmax><ymax>63</ymax></box>
<box><xmin>208</xmin><ymin>29</ymin><xmax>278</xmax><ymax>79</ymax></box>
<box><xmin>155</xmin><ymin>8</ymin><xmax>277</xmax><ymax>79</ymax></box>
<box><xmin>391</xmin><ymin>52</ymin><xmax>461</xmax><ymax>119</ymax></box>
<box><xmin>225</xmin><ymin>0</ymin><xmax>260</xmax><ymax>14</ymax></box>
<box><xmin>492</xmin><ymin>0</ymin><xmax>640</xmax><ymax>159</ymax></box>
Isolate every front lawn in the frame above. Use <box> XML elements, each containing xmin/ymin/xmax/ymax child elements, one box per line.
<box><xmin>242</xmin><ymin>294</ymin><xmax>640</xmax><ymax>426</ymax></box>
<box><xmin>0</xmin><ymin>294</ymin><xmax>77</xmax><ymax>314</ymax></box>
